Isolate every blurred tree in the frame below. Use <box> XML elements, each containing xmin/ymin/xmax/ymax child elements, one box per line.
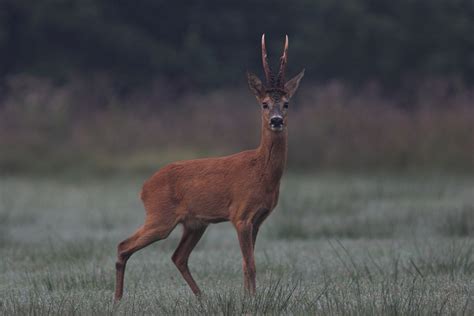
<box><xmin>0</xmin><ymin>0</ymin><xmax>473</xmax><ymax>92</ymax></box>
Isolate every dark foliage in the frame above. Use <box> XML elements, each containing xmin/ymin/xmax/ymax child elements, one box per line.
<box><xmin>1</xmin><ymin>0</ymin><xmax>474</xmax><ymax>90</ymax></box>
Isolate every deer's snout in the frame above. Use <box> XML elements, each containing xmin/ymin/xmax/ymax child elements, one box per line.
<box><xmin>270</xmin><ymin>117</ymin><xmax>283</xmax><ymax>126</ymax></box>
<box><xmin>269</xmin><ymin>116</ymin><xmax>284</xmax><ymax>131</ymax></box>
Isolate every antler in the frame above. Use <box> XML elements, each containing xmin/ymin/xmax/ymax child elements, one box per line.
<box><xmin>276</xmin><ymin>35</ymin><xmax>288</xmax><ymax>88</ymax></box>
<box><xmin>261</xmin><ymin>34</ymin><xmax>289</xmax><ymax>89</ymax></box>
<box><xmin>261</xmin><ymin>34</ymin><xmax>273</xmax><ymax>86</ymax></box>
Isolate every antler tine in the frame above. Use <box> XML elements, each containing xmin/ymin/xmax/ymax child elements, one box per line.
<box><xmin>261</xmin><ymin>34</ymin><xmax>273</xmax><ymax>86</ymax></box>
<box><xmin>276</xmin><ymin>35</ymin><xmax>289</xmax><ymax>88</ymax></box>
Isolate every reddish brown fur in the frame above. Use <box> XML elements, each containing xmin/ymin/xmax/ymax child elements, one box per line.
<box><xmin>114</xmin><ymin>35</ymin><xmax>304</xmax><ymax>300</ymax></box>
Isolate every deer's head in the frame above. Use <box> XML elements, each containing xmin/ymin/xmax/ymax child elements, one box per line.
<box><xmin>247</xmin><ymin>34</ymin><xmax>305</xmax><ymax>132</ymax></box>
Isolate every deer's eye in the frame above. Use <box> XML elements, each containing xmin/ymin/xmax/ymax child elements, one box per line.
<box><xmin>262</xmin><ymin>103</ymin><xmax>269</xmax><ymax>109</ymax></box>
<box><xmin>283</xmin><ymin>102</ymin><xmax>289</xmax><ymax>109</ymax></box>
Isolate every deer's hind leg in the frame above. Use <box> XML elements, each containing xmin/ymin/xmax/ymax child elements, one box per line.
<box><xmin>172</xmin><ymin>223</ymin><xmax>207</xmax><ymax>295</ymax></box>
<box><xmin>115</xmin><ymin>213</ymin><xmax>177</xmax><ymax>301</ymax></box>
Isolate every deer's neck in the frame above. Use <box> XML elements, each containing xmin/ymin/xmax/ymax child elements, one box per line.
<box><xmin>256</xmin><ymin>120</ymin><xmax>288</xmax><ymax>184</ymax></box>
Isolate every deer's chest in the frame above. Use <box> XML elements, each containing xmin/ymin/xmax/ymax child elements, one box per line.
<box><xmin>245</xmin><ymin>180</ymin><xmax>281</xmax><ymax>209</ymax></box>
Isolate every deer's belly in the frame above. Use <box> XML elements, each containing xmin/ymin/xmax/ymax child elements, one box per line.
<box><xmin>175</xmin><ymin>185</ymin><xmax>232</xmax><ymax>223</ymax></box>
<box><xmin>174</xmin><ymin>171</ymin><xmax>278</xmax><ymax>224</ymax></box>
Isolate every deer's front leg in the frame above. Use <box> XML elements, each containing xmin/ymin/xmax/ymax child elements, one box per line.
<box><xmin>235</xmin><ymin>220</ymin><xmax>256</xmax><ymax>294</ymax></box>
<box><xmin>252</xmin><ymin>208</ymin><xmax>271</xmax><ymax>249</ymax></box>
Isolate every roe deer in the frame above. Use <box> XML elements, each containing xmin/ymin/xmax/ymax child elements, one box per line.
<box><xmin>115</xmin><ymin>34</ymin><xmax>304</xmax><ymax>300</ymax></box>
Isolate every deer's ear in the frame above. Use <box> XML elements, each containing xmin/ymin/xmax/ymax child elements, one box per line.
<box><xmin>247</xmin><ymin>72</ymin><xmax>265</xmax><ymax>98</ymax></box>
<box><xmin>285</xmin><ymin>69</ymin><xmax>305</xmax><ymax>98</ymax></box>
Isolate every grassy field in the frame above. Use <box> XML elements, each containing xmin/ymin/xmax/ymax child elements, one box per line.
<box><xmin>0</xmin><ymin>173</ymin><xmax>473</xmax><ymax>315</ymax></box>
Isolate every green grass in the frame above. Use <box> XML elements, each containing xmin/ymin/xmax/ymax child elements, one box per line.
<box><xmin>0</xmin><ymin>173</ymin><xmax>473</xmax><ymax>315</ymax></box>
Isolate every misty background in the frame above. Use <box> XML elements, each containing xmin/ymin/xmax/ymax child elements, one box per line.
<box><xmin>1</xmin><ymin>0</ymin><xmax>474</xmax><ymax>174</ymax></box>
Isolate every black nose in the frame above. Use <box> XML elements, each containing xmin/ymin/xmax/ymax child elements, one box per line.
<box><xmin>270</xmin><ymin>117</ymin><xmax>283</xmax><ymax>126</ymax></box>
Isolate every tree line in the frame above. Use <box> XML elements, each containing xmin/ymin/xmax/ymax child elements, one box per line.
<box><xmin>1</xmin><ymin>0</ymin><xmax>473</xmax><ymax>90</ymax></box>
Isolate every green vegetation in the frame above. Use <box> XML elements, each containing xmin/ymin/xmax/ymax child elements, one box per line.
<box><xmin>2</xmin><ymin>81</ymin><xmax>474</xmax><ymax>174</ymax></box>
<box><xmin>2</xmin><ymin>1</ymin><xmax>474</xmax><ymax>175</ymax></box>
<box><xmin>1</xmin><ymin>173</ymin><xmax>473</xmax><ymax>314</ymax></box>
<box><xmin>1</xmin><ymin>0</ymin><xmax>474</xmax><ymax>87</ymax></box>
